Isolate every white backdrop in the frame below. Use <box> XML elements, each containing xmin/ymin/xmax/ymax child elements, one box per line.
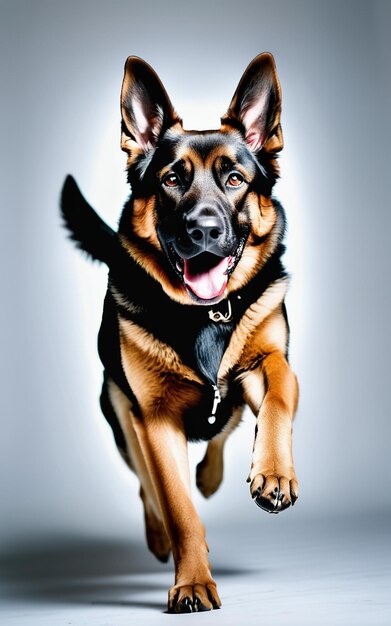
<box><xmin>1</xmin><ymin>0</ymin><xmax>390</xmax><ymax>550</ymax></box>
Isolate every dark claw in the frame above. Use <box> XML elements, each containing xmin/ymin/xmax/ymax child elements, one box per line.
<box><xmin>176</xmin><ymin>597</ymin><xmax>193</xmax><ymax>613</ymax></box>
<box><xmin>253</xmin><ymin>487</ymin><xmax>291</xmax><ymax>514</ymax></box>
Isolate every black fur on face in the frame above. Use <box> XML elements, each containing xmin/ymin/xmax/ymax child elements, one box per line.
<box><xmin>119</xmin><ymin>128</ymin><xmax>277</xmax><ymax>304</ymax></box>
<box><xmin>118</xmin><ymin>53</ymin><xmax>283</xmax><ymax>305</ymax></box>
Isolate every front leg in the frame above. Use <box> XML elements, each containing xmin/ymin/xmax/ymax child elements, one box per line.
<box><xmin>243</xmin><ymin>351</ymin><xmax>299</xmax><ymax>513</ymax></box>
<box><xmin>118</xmin><ymin>316</ymin><xmax>221</xmax><ymax>611</ymax></box>
<box><xmin>130</xmin><ymin>410</ymin><xmax>221</xmax><ymax>613</ymax></box>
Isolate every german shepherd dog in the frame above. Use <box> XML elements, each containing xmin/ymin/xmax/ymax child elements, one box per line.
<box><xmin>60</xmin><ymin>52</ymin><xmax>299</xmax><ymax>613</ymax></box>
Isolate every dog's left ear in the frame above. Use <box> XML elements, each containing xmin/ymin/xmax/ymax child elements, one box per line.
<box><xmin>223</xmin><ymin>52</ymin><xmax>283</xmax><ymax>153</ymax></box>
<box><xmin>120</xmin><ymin>56</ymin><xmax>180</xmax><ymax>154</ymax></box>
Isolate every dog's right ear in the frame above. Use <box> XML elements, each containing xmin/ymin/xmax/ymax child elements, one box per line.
<box><xmin>120</xmin><ymin>57</ymin><xmax>181</xmax><ymax>155</ymax></box>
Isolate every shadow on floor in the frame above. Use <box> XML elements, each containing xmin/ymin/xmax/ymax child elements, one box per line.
<box><xmin>1</xmin><ymin>536</ymin><xmax>259</xmax><ymax>612</ymax></box>
<box><xmin>1</xmin><ymin>536</ymin><xmax>163</xmax><ymax>581</ymax></box>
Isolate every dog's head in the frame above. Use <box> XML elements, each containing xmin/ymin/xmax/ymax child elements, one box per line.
<box><xmin>118</xmin><ymin>53</ymin><xmax>284</xmax><ymax>306</ymax></box>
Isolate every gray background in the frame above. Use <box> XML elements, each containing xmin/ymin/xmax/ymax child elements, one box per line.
<box><xmin>1</xmin><ymin>1</ymin><xmax>390</xmax><ymax>624</ymax></box>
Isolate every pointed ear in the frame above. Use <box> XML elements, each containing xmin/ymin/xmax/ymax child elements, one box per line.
<box><xmin>120</xmin><ymin>56</ymin><xmax>180</xmax><ymax>154</ymax></box>
<box><xmin>223</xmin><ymin>52</ymin><xmax>283</xmax><ymax>154</ymax></box>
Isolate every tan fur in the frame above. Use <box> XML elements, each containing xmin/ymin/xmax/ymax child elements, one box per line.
<box><xmin>116</xmin><ymin>266</ymin><xmax>297</xmax><ymax>596</ymax></box>
<box><xmin>110</xmin><ymin>285</ymin><xmax>143</xmax><ymax>315</ymax></box>
<box><xmin>131</xmin><ymin>197</ymin><xmax>160</xmax><ymax>244</ymax></box>
<box><xmin>127</xmin><ymin>395</ymin><xmax>220</xmax><ymax>610</ymax></box>
<box><xmin>107</xmin><ymin>379</ymin><xmax>161</xmax><ymax>517</ymax></box>
<box><xmin>224</xmin><ymin>284</ymin><xmax>299</xmax><ymax>510</ymax></box>
<box><xmin>118</xmin><ymin>315</ymin><xmax>203</xmax><ymax>388</ymax></box>
<box><xmin>159</xmin><ymin>152</ymin><xmax>193</xmax><ymax>180</ymax></box>
<box><xmin>240</xmin><ymin>366</ymin><xmax>266</xmax><ymax>416</ymax></box>
<box><xmin>107</xmin><ymin>378</ymin><xmax>171</xmax><ymax>560</ymax></box>
<box><xmin>103</xmin><ymin>52</ymin><xmax>297</xmax><ymax>612</ymax></box>
<box><xmin>108</xmin><ymin>373</ymin><xmax>217</xmax><ymax>593</ymax></box>
<box><xmin>245</xmin><ymin>342</ymin><xmax>299</xmax><ymax>509</ymax></box>
<box><xmin>116</xmin><ymin>284</ymin><xmax>298</xmax><ymax>601</ymax></box>
<box><xmin>119</xmin><ymin>234</ymin><xmax>192</xmax><ymax>305</ymax></box>
<box><xmin>218</xmin><ymin>278</ymin><xmax>289</xmax><ymax>379</ymax></box>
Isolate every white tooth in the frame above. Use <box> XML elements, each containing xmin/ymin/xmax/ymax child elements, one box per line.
<box><xmin>176</xmin><ymin>262</ymin><xmax>182</xmax><ymax>271</ymax></box>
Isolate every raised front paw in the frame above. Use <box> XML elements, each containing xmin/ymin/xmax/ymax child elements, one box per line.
<box><xmin>250</xmin><ymin>472</ymin><xmax>298</xmax><ymax>514</ymax></box>
<box><xmin>168</xmin><ymin>581</ymin><xmax>221</xmax><ymax>613</ymax></box>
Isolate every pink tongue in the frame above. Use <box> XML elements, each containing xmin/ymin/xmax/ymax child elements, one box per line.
<box><xmin>184</xmin><ymin>257</ymin><xmax>230</xmax><ymax>300</ymax></box>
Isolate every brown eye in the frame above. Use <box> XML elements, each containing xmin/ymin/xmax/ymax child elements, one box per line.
<box><xmin>163</xmin><ymin>173</ymin><xmax>179</xmax><ymax>188</ymax></box>
<box><xmin>227</xmin><ymin>172</ymin><xmax>244</xmax><ymax>187</ymax></box>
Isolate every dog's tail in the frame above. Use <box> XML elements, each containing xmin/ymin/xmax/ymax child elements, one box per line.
<box><xmin>60</xmin><ymin>175</ymin><xmax>119</xmax><ymax>265</ymax></box>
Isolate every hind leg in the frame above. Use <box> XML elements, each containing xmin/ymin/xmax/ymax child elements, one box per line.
<box><xmin>102</xmin><ymin>376</ymin><xmax>171</xmax><ymax>562</ymax></box>
<box><xmin>196</xmin><ymin>406</ymin><xmax>244</xmax><ymax>498</ymax></box>
<box><xmin>139</xmin><ymin>486</ymin><xmax>171</xmax><ymax>563</ymax></box>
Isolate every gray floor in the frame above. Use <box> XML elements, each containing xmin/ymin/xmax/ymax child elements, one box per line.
<box><xmin>1</xmin><ymin>513</ymin><xmax>390</xmax><ymax>626</ymax></box>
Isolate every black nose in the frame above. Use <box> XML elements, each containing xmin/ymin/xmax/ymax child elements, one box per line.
<box><xmin>185</xmin><ymin>206</ymin><xmax>225</xmax><ymax>251</ymax></box>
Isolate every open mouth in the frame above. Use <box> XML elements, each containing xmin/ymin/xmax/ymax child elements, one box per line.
<box><xmin>167</xmin><ymin>237</ymin><xmax>247</xmax><ymax>304</ymax></box>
